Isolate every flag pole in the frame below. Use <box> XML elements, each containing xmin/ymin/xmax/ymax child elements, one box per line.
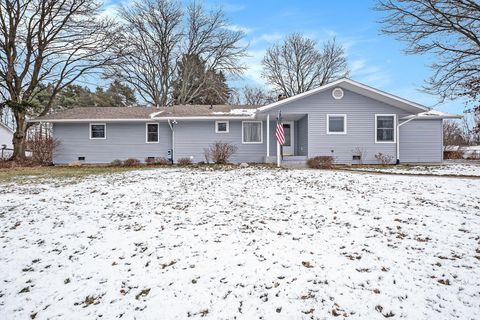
<box><xmin>277</xmin><ymin>111</ymin><xmax>281</xmax><ymax>167</ymax></box>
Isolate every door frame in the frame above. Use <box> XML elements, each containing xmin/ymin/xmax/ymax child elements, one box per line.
<box><xmin>282</xmin><ymin>121</ymin><xmax>295</xmax><ymax>156</ymax></box>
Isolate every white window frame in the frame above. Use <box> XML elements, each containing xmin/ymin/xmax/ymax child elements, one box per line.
<box><xmin>89</xmin><ymin>123</ymin><xmax>106</xmax><ymax>140</ymax></box>
<box><xmin>146</xmin><ymin>122</ymin><xmax>160</xmax><ymax>143</ymax></box>
<box><xmin>242</xmin><ymin>121</ymin><xmax>263</xmax><ymax>144</ymax></box>
<box><xmin>215</xmin><ymin>120</ymin><xmax>229</xmax><ymax>133</ymax></box>
<box><xmin>326</xmin><ymin>114</ymin><xmax>347</xmax><ymax>134</ymax></box>
<box><xmin>375</xmin><ymin>114</ymin><xmax>396</xmax><ymax>143</ymax></box>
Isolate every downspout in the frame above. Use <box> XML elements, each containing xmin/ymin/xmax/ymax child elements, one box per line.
<box><xmin>396</xmin><ymin>117</ymin><xmax>416</xmax><ymax>164</ymax></box>
<box><xmin>167</xmin><ymin>119</ymin><xmax>175</xmax><ymax>163</ymax></box>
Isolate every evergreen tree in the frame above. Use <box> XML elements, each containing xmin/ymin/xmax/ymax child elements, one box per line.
<box><xmin>173</xmin><ymin>54</ymin><xmax>229</xmax><ymax>105</ymax></box>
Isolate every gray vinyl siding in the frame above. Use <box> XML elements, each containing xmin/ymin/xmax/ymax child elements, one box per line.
<box><xmin>297</xmin><ymin>116</ymin><xmax>308</xmax><ymax>156</ymax></box>
<box><xmin>399</xmin><ymin>119</ymin><xmax>443</xmax><ymax>163</ymax></box>
<box><xmin>173</xmin><ymin>120</ymin><xmax>266</xmax><ymax>163</ymax></box>
<box><xmin>260</xmin><ymin>88</ymin><xmax>415</xmax><ymax>164</ymax></box>
<box><xmin>53</xmin><ymin>122</ymin><xmax>172</xmax><ymax>164</ymax></box>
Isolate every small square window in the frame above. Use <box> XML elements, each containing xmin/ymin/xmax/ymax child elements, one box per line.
<box><xmin>90</xmin><ymin>123</ymin><xmax>106</xmax><ymax>139</ymax></box>
<box><xmin>327</xmin><ymin>114</ymin><xmax>346</xmax><ymax>134</ymax></box>
<box><xmin>352</xmin><ymin>155</ymin><xmax>361</xmax><ymax>161</ymax></box>
<box><xmin>215</xmin><ymin>121</ymin><xmax>229</xmax><ymax>133</ymax></box>
<box><xmin>78</xmin><ymin>156</ymin><xmax>85</xmax><ymax>161</ymax></box>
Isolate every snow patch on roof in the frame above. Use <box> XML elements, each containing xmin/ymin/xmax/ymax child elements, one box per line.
<box><xmin>401</xmin><ymin>109</ymin><xmax>461</xmax><ymax>119</ymax></box>
<box><xmin>212</xmin><ymin>109</ymin><xmax>257</xmax><ymax>116</ymax></box>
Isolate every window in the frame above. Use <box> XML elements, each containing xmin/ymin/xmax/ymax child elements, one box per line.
<box><xmin>90</xmin><ymin>123</ymin><xmax>106</xmax><ymax>139</ymax></box>
<box><xmin>375</xmin><ymin>114</ymin><xmax>396</xmax><ymax>143</ymax></box>
<box><xmin>215</xmin><ymin>121</ymin><xmax>229</xmax><ymax>133</ymax></box>
<box><xmin>242</xmin><ymin>121</ymin><xmax>263</xmax><ymax>144</ymax></box>
<box><xmin>327</xmin><ymin>114</ymin><xmax>347</xmax><ymax>134</ymax></box>
<box><xmin>78</xmin><ymin>156</ymin><xmax>85</xmax><ymax>161</ymax></box>
<box><xmin>146</xmin><ymin>123</ymin><xmax>159</xmax><ymax>143</ymax></box>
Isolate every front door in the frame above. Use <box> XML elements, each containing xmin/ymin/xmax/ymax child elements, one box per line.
<box><xmin>282</xmin><ymin>121</ymin><xmax>295</xmax><ymax>155</ymax></box>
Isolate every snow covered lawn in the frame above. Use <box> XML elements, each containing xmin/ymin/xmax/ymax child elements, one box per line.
<box><xmin>348</xmin><ymin>163</ymin><xmax>480</xmax><ymax>177</ymax></box>
<box><xmin>1</xmin><ymin>168</ymin><xmax>479</xmax><ymax>319</ymax></box>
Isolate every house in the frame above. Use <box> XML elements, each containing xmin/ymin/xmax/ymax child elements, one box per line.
<box><xmin>0</xmin><ymin>121</ymin><xmax>14</xmax><ymax>158</ymax></box>
<box><xmin>33</xmin><ymin>78</ymin><xmax>460</xmax><ymax>165</ymax></box>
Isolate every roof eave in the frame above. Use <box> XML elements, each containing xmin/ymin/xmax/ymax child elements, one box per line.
<box><xmin>28</xmin><ymin>118</ymin><xmax>154</xmax><ymax>123</ymax></box>
<box><xmin>401</xmin><ymin>114</ymin><xmax>462</xmax><ymax>120</ymax></box>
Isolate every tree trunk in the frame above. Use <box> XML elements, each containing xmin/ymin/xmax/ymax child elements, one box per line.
<box><xmin>11</xmin><ymin>113</ymin><xmax>27</xmax><ymax>161</ymax></box>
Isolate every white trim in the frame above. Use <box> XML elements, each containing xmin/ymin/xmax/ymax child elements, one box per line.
<box><xmin>32</xmin><ymin>115</ymin><xmax>256</xmax><ymax>123</ymax></box>
<box><xmin>266</xmin><ymin>114</ymin><xmax>270</xmax><ymax>157</ymax></box>
<box><xmin>215</xmin><ymin>120</ymin><xmax>229</xmax><ymax>133</ymax></box>
<box><xmin>375</xmin><ymin>114</ymin><xmax>396</xmax><ymax>144</ymax></box>
<box><xmin>242</xmin><ymin>121</ymin><xmax>263</xmax><ymax>144</ymax></box>
<box><xmin>0</xmin><ymin>121</ymin><xmax>14</xmax><ymax>133</ymax></box>
<box><xmin>145</xmin><ymin>122</ymin><xmax>160</xmax><ymax>143</ymax></box>
<box><xmin>35</xmin><ymin>118</ymin><xmax>153</xmax><ymax>123</ymax></box>
<box><xmin>282</xmin><ymin>121</ymin><xmax>295</xmax><ymax>155</ymax></box>
<box><xmin>258</xmin><ymin>78</ymin><xmax>428</xmax><ymax>113</ymax></box>
<box><xmin>89</xmin><ymin>123</ymin><xmax>106</xmax><ymax>140</ymax></box>
<box><xmin>326</xmin><ymin>114</ymin><xmax>347</xmax><ymax>135</ymax></box>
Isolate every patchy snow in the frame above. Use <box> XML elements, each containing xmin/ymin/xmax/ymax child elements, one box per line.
<box><xmin>349</xmin><ymin>163</ymin><xmax>480</xmax><ymax>177</ymax></box>
<box><xmin>212</xmin><ymin>109</ymin><xmax>256</xmax><ymax>116</ymax></box>
<box><xmin>1</xmin><ymin>168</ymin><xmax>479</xmax><ymax>319</ymax></box>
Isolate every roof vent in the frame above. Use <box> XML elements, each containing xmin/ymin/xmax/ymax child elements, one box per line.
<box><xmin>332</xmin><ymin>88</ymin><xmax>344</xmax><ymax>100</ymax></box>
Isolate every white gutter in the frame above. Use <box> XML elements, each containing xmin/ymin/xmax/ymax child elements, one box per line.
<box><xmin>396</xmin><ymin>117</ymin><xmax>416</xmax><ymax>164</ymax></box>
<box><xmin>151</xmin><ymin>115</ymin><xmax>256</xmax><ymax>120</ymax></box>
<box><xmin>29</xmin><ymin>118</ymin><xmax>154</xmax><ymax>123</ymax></box>
<box><xmin>31</xmin><ymin>115</ymin><xmax>257</xmax><ymax>123</ymax></box>
<box><xmin>167</xmin><ymin>119</ymin><xmax>176</xmax><ymax>163</ymax></box>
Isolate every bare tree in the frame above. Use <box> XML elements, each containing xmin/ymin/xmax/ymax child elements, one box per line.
<box><xmin>113</xmin><ymin>0</ymin><xmax>183</xmax><ymax>107</ymax></box>
<box><xmin>239</xmin><ymin>86</ymin><xmax>275</xmax><ymax>105</ymax></box>
<box><xmin>262</xmin><ymin>33</ymin><xmax>348</xmax><ymax>96</ymax></box>
<box><xmin>376</xmin><ymin>0</ymin><xmax>480</xmax><ymax>102</ymax></box>
<box><xmin>111</xmin><ymin>0</ymin><xmax>247</xmax><ymax>106</ymax></box>
<box><xmin>0</xmin><ymin>0</ymin><xmax>120</xmax><ymax>160</ymax></box>
<box><xmin>443</xmin><ymin>120</ymin><xmax>468</xmax><ymax>146</ymax></box>
<box><xmin>174</xmin><ymin>2</ymin><xmax>247</xmax><ymax>104</ymax></box>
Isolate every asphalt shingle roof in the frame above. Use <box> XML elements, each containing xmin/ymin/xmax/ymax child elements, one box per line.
<box><xmin>34</xmin><ymin>105</ymin><xmax>260</xmax><ymax>121</ymax></box>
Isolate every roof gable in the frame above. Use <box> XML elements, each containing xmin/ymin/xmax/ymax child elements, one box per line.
<box><xmin>258</xmin><ymin>78</ymin><xmax>429</xmax><ymax>114</ymax></box>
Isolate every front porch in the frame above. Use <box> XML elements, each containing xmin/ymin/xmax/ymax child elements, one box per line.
<box><xmin>262</xmin><ymin>113</ymin><xmax>309</xmax><ymax>162</ymax></box>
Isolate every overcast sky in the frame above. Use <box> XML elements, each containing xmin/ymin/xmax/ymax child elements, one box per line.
<box><xmin>104</xmin><ymin>0</ymin><xmax>465</xmax><ymax>114</ymax></box>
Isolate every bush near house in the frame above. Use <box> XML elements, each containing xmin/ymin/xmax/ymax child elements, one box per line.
<box><xmin>145</xmin><ymin>157</ymin><xmax>170</xmax><ymax>165</ymax></box>
<box><xmin>26</xmin><ymin>135</ymin><xmax>60</xmax><ymax>165</ymax></box>
<box><xmin>204</xmin><ymin>142</ymin><xmax>238</xmax><ymax>164</ymax></box>
<box><xmin>375</xmin><ymin>153</ymin><xmax>394</xmax><ymax>165</ymax></box>
<box><xmin>122</xmin><ymin>158</ymin><xmax>140</xmax><ymax>167</ymax></box>
<box><xmin>443</xmin><ymin>150</ymin><xmax>464</xmax><ymax>160</ymax></box>
<box><xmin>307</xmin><ymin>156</ymin><xmax>334</xmax><ymax>169</ymax></box>
<box><xmin>177</xmin><ymin>157</ymin><xmax>193</xmax><ymax>165</ymax></box>
<box><xmin>110</xmin><ymin>159</ymin><xmax>123</xmax><ymax>166</ymax></box>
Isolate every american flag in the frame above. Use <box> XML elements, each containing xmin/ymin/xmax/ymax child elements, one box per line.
<box><xmin>276</xmin><ymin>111</ymin><xmax>285</xmax><ymax>145</ymax></box>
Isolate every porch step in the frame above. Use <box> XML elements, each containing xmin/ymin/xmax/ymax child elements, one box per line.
<box><xmin>265</xmin><ymin>156</ymin><xmax>307</xmax><ymax>164</ymax></box>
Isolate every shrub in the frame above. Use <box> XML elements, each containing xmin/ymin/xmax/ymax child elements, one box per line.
<box><xmin>122</xmin><ymin>158</ymin><xmax>140</xmax><ymax>167</ymax></box>
<box><xmin>307</xmin><ymin>156</ymin><xmax>334</xmax><ymax>169</ymax></box>
<box><xmin>443</xmin><ymin>150</ymin><xmax>464</xmax><ymax>160</ymax></box>
<box><xmin>145</xmin><ymin>157</ymin><xmax>170</xmax><ymax>165</ymax></box>
<box><xmin>0</xmin><ymin>159</ymin><xmax>38</xmax><ymax>168</ymax></box>
<box><xmin>177</xmin><ymin>157</ymin><xmax>193</xmax><ymax>165</ymax></box>
<box><xmin>110</xmin><ymin>159</ymin><xmax>123</xmax><ymax>166</ymax></box>
<box><xmin>374</xmin><ymin>153</ymin><xmax>394</xmax><ymax>165</ymax></box>
<box><xmin>26</xmin><ymin>135</ymin><xmax>60</xmax><ymax>165</ymax></box>
<box><xmin>204</xmin><ymin>142</ymin><xmax>238</xmax><ymax>164</ymax></box>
